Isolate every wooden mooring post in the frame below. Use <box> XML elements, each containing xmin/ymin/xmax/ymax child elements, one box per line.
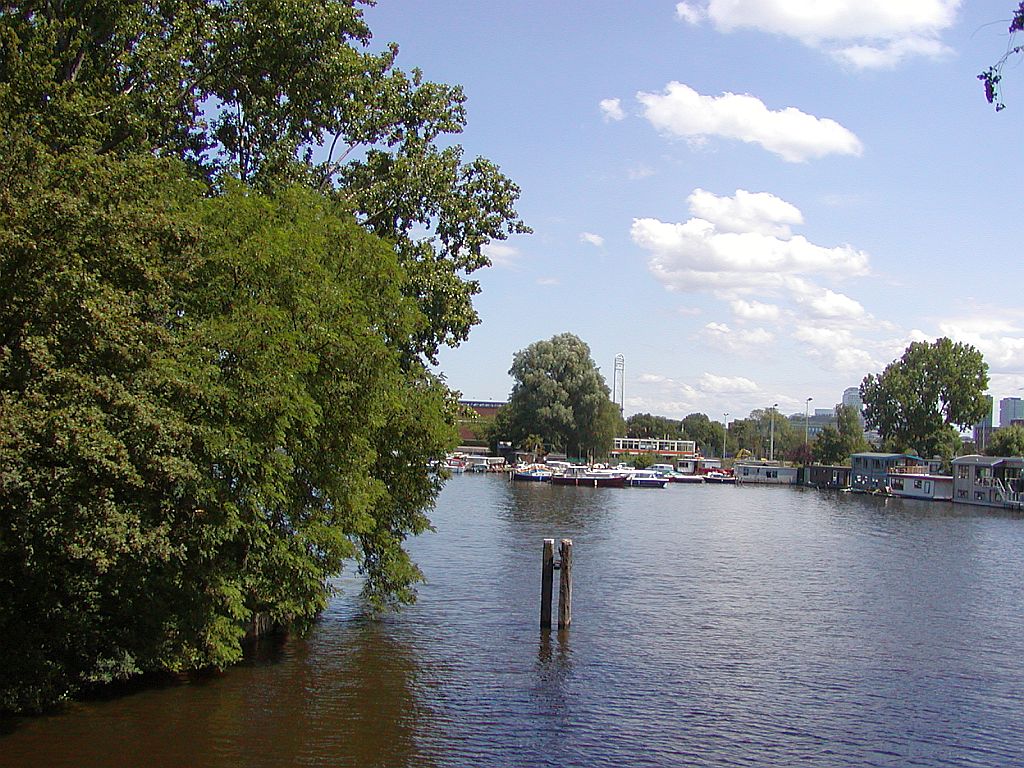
<box><xmin>540</xmin><ymin>538</ymin><xmax>555</xmax><ymax>628</ymax></box>
<box><xmin>540</xmin><ymin>538</ymin><xmax>573</xmax><ymax>630</ymax></box>
<box><xmin>558</xmin><ymin>538</ymin><xmax>573</xmax><ymax>630</ymax></box>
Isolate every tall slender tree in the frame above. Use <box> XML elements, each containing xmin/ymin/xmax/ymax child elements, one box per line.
<box><xmin>501</xmin><ymin>334</ymin><xmax>622</xmax><ymax>458</ymax></box>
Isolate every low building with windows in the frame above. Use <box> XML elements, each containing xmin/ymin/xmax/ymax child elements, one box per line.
<box><xmin>611</xmin><ymin>437</ymin><xmax>697</xmax><ymax>461</ymax></box>
<box><xmin>806</xmin><ymin>464</ymin><xmax>852</xmax><ymax>489</ymax></box>
<box><xmin>734</xmin><ymin>462</ymin><xmax>799</xmax><ymax>485</ymax></box>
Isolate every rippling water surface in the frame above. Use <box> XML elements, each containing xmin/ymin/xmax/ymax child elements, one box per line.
<box><xmin>4</xmin><ymin>478</ymin><xmax>1024</xmax><ymax>767</ymax></box>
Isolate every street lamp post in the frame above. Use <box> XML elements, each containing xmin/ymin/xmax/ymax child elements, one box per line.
<box><xmin>723</xmin><ymin>412</ymin><xmax>729</xmax><ymax>459</ymax></box>
<box><xmin>769</xmin><ymin>403</ymin><xmax>778</xmax><ymax>462</ymax></box>
<box><xmin>804</xmin><ymin>397</ymin><xmax>813</xmax><ymax>456</ymax></box>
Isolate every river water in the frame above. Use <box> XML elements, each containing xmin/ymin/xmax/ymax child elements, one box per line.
<box><xmin>3</xmin><ymin>477</ymin><xmax>1024</xmax><ymax>767</ymax></box>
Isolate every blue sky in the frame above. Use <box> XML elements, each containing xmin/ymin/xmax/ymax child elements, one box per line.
<box><xmin>364</xmin><ymin>1</ymin><xmax>1024</xmax><ymax>422</ymax></box>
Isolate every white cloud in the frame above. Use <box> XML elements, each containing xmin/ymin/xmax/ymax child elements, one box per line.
<box><xmin>633</xmin><ymin>190</ymin><xmax>871</xmax><ymax>296</ymax></box>
<box><xmin>937</xmin><ymin>316</ymin><xmax>1024</xmax><ymax>371</ymax></box>
<box><xmin>638</xmin><ymin>373</ymin><xmax>670</xmax><ymax>384</ymax></box>
<box><xmin>697</xmin><ymin>372</ymin><xmax>760</xmax><ymax>393</ymax></box>
<box><xmin>687</xmin><ymin>188</ymin><xmax>803</xmax><ymax>237</ymax></box>
<box><xmin>731</xmin><ymin>299</ymin><xmax>781</xmax><ymax>322</ymax></box>
<box><xmin>793</xmin><ymin>325</ymin><xmax>854</xmax><ymax>348</ymax></box>
<box><xmin>627</xmin><ymin>164</ymin><xmax>656</xmax><ymax>180</ymax></box>
<box><xmin>700</xmin><ymin>322</ymin><xmax>775</xmax><ymax>353</ymax></box>
<box><xmin>580</xmin><ymin>232</ymin><xmax>605</xmax><ymax>247</ymax></box>
<box><xmin>794</xmin><ymin>287</ymin><xmax>868</xmax><ymax>321</ymax></box>
<box><xmin>686</xmin><ymin>0</ymin><xmax>960</xmax><ymax>69</ymax></box>
<box><xmin>792</xmin><ymin>325</ymin><xmax>879</xmax><ymax>374</ymax></box>
<box><xmin>483</xmin><ymin>242</ymin><xmax>519</xmax><ymax>268</ymax></box>
<box><xmin>835</xmin><ymin>36</ymin><xmax>951</xmax><ymax>69</ymax></box>
<box><xmin>536</xmin><ymin>277</ymin><xmax>559</xmax><ymax>286</ymax></box>
<box><xmin>637</xmin><ymin>82</ymin><xmax>863</xmax><ymax>163</ymax></box>
<box><xmin>675</xmin><ymin>2</ymin><xmax>704</xmax><ymax>25</ymax></box>
<box><xmin>599</xmin><ymin>98</ymin><xmax>625</xmax><ymax>121</ymax></box>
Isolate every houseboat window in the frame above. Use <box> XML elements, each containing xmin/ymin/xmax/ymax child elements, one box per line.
<box><xmin>957</xmin><ymin>465</ymin><xmax>969</xmax><ymax>479</ymax></box>
<box><xmin>958</xmin><ymin>490</ymin><xmax>967</xmax><ymax>498</ymax></box>
<box><xmin>975</xmin><ymin>491</ymin><xmax>985</xmax><ymax>501</ymax></box>
<box><xmin>891</xmin><ymin>478</ymin><xmax>904</xmax><ymax>490</ymax></box>
<box><xmin>914</xmin><ymin>479</ymin><xmax>922</xmax><ymax>489</ymax></box>
<box><xmin>924</xmin><ymin>481</ymin><xmax>932</xmax><ymax>493</ymax></box>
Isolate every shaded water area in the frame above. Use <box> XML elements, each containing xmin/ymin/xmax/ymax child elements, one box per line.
<box><xmin>4</xmin><ymin>477</ymin><xmax>1024</xmax><ymax>766</ymax></box>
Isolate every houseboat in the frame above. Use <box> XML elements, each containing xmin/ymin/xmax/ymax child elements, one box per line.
<box><xmin>884</xmin><ymin>469</ymin><xmax>953</xmax><ymax>501</ymax></box>
<box><xmin>806</xmin><ymin>465</ymin><xmax>852</xmax><ymax>490</ymax></box>
<box><xmin>850</xmin><ymin>453</ymin><xmax>930</xmax><ymax>493</ymax></box>
<box><xmin>951</xmin><ymin>455</ymin><xmax>1024</xmax><ymax>509</ymax></box>
<box><xmin>734</xmin><ymin>462</ymin><xmax>799</xmax><ymax>485</ymax></box>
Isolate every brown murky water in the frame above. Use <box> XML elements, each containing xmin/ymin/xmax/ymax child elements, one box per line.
<box><xmin>3</xmin><ymin>478</ymin><xmax>1024</xmax><ymax>767</ymax></box>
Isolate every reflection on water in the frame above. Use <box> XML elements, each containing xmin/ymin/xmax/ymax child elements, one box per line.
<box><xmin>4</xmin><ymin>476</ymin><xmax>1024</xmax><ymax>767</ymax></box>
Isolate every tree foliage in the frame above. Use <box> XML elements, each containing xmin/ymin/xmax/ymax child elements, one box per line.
<box><xmin>979</xmin><ymin>3</ymin><xmax>1024</xmax><ymax>111</ymax></box>
<box><xmin>681</xmin><ymin>413</ymin><xmax>718</xmax><ymax>454</ymax></box>
<box><xmin>986</xmin><ymin>425</ymin><xmax>1024</xmax><ymax>457</ymax></box>
<box><xmin>501</xmin><ymin>334</ymin><xmax>622</xmax><ymax>458</ymax></box>
<box><xmin>0</xmin><ymin>0</ymin><xmax>528</xmax><ymax>361</ymax></box>
<box><xmin>860</xmin><ymin>338</ymin><xmax>989</xmax><ymax>460</ymax></box>
<box><xmin>812</xmin><ymin>405</ymin><xmax>869</xmax><ymax>465</ymax></box>
<box><xmin>0</xmin><ymin>0</ymin><xmax>525</xmax><ymax>711</ymax></box>
<box><xmin>625</xmin><ymin>413</ymin><xmax>679</xmax><ymax>438</ymax></box>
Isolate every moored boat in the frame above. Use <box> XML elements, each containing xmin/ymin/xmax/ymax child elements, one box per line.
<box><xmin>624</xmin><ymin>469</ymin><xmax>669</xmax><ymax>488</ymax></box>
<box><xmin>669</xmin><ymin>473</ymin><xmax>705</xmax><ymax>483</ymax></box>
<box><xmin>550</xmin><ymin>465</ymin><xmax>627</xmax><ymax>488</ymax></box>
<box><xmin>512</xmin><ymin>464</ymin><xmax>553</xmax><ymax>482</ymax></box>
<box><xmin>702</xmin><ymin>471</ymin><xmax>736</xmax><ymax>484</ymax></box>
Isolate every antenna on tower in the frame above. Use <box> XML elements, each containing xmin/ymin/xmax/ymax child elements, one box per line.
<box><xmin>613</xmin><ymin>354</ymin><xmax>625</xmax><ymax>414</ymax></box>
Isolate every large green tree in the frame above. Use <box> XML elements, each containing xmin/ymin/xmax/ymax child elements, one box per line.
<box><xmin>501</xmin><ymin>333</ymin><xmax>622</xmax><ymax>459</ymax></box>
<box><xmin>0</xmin><ymin>0</ymin><xmax>528</xmax><ymax>360</ymax></box>
<box><xmin>860</xmin><ymin>338</ymin><xmax>989</xmax><ymax>460</ymax></box>
<box><xmin>0</xmin><ymin>0</ymin><xmax>525</xmax><ymax>711</ymax></box>
<box><xmin>626</xmin><ymin>413</ymin><xmax>680</xmax><ymax>438</ymax></box>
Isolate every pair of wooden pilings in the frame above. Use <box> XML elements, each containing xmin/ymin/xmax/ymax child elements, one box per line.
<box><xmin>540</xmin><ymin>538</ymin><xmax>572</xmax><ymax>629</ymax></box>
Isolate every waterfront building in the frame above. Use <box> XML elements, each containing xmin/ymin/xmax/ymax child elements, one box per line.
<box><xmin>734</xmin><ymin>462</ymin><xmax>799</xmax><ymax>485</ymax></box>
<box><xmin>884</xmin><ymin>468</ymin><xmax>954</xmax><ymax>501</ymax></box>
<box><xmin>457</xmin><ymin>400</ymin><xmax>507</xmax><ymax>451</ymax></box>
<box><xmin>850</xmin><ymin>453</ymin><xmax>929</xmax><ymax>492</ymax></box>
<box><xmin>998</xmin><ymin>397</ymin><xmax>1024</xmax><ymax>428</ymax></box>
<box><xmin>952</xmin><ymin>455</ymin><xmax>1024</xmax><ymax>508</ymax></box>
<box><xmin>611</xmin><ymin>437</ymin><xmax>697</xmax><ymax>460</ymax></box>
<box><xmin>806</xmin><ymin>464</ymin><xmax>852</xmax><ymax>489</ymax></box>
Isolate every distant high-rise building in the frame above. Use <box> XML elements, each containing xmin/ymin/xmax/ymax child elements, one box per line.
<box><xmin>999</xmin><ymin>397</ymin><xmax>1024</xmax><ymax>427</ymax></box>
<box><xmin>842</xmin><ymin>386</ymin><xmax>862</xmax><ymax>410</ymax></box>
<box><xmin>841</xmin><ymin>386</ymin><xmax>865</xmax><ymax>426</ymax></box>
<box><xmin>974</xmin><ymin>395</ymin><xmax>994</xmax><ymax>453</ymax></box>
